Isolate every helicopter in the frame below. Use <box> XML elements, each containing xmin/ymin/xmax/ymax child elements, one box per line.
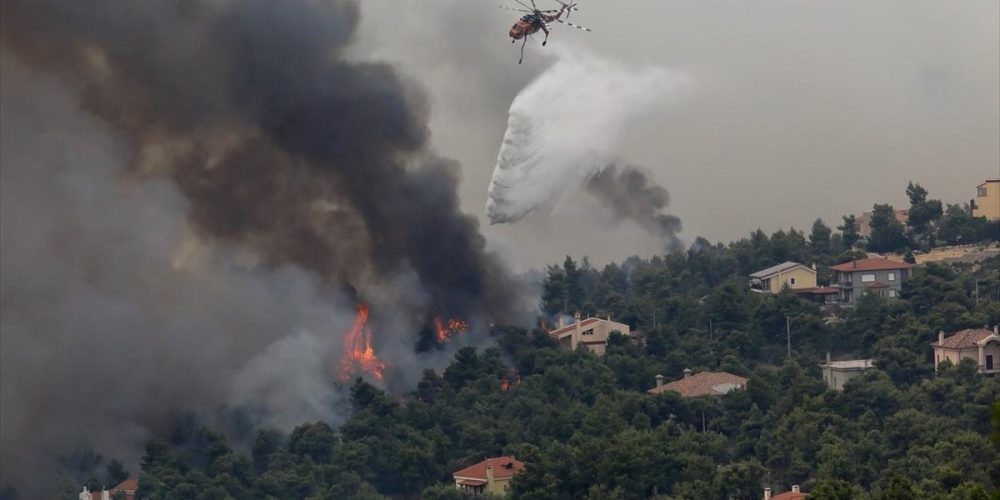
<box><xmin>500</xmin><ymin>0</ymin><xmax>591</xmax><ymax>63</ymax></box>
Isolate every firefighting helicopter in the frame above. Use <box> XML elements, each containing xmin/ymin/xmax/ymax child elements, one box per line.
<box><xmin>500</xmin><ymin>0</ymin><xmax>591</xmax><ymax>64</ymax></box>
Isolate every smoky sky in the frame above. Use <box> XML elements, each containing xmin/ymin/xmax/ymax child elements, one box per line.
<box><xmin>0</xmin><ymin>0</ymin><xmax>527</xmax><ymax>493</ymax></box>
<box><xmin>0</xmin><ymin>0</ymin><xmax>516</xmax><ymax>321</ymax></box>
<box><xmin>586</xmin><ymin>165</ymin><xmax>683</xmax><ymax>253</ymax></box>
<box><xmin>359</xmin><ymin>0</ymin><xmax>1000</xmax><ymax>270</ymax></box>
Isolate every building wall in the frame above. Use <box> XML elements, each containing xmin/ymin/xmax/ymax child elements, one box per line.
<box><xmin>555</xmin><ymin>319</ymin><xmax>630</xmax><ymax>355</ymax></box>
<box><xmin>837</xmin><ymin>268</ymin><xmax>909</xmax><ymax>304</ymax></box>
<box><xmin>934</xmin><ymin>344</ymin><xmax>1000</xmax><ymax>372</ymax></box>
<box><xmin>487</xmin><ymin>477</ymin><xmax>512</xmax><ymax>496</ymax></box>
<box><xmin>973</xmin><ymin>180</ymin><xmax>1000</xmax><ymax>221</ymax></box>
<box><xmin>821</xmin><ymin>367</ymin><xmax>867</xmax><ymax>391</ymax></box>
<box><xmin>764</xmin><ymin>267</ymin><xmax>817</xmax><ymax>293</ymax></box>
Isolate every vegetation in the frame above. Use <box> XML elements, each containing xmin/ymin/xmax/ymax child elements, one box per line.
<box><xmin>26</xmin><ymin>183</ymin><xmax>1000</xmax><ymax>499</ymax></box>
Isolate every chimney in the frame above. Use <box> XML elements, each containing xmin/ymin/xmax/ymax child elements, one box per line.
<box><xmin>101</xmin><ymin>489</ymin><xmax>110</xmax><ymax>500</ymax></box>
<box><xmin>852</xmin><ymin>260</ymin><xmax>857</xmax><ymax>269</ymax></box>
<box><xmin>558</xmin><ymin>315</ymin><xmax>566</xmax><ymax>329</ymax></box>
<box><xmin>994</xmin><ymin>325</ymin><xmax>998</xmax><ymax>335</ymax></box>
<box><xmin>655</xmin><ymin>374</ymin><xmax>664</xmax><ymax>388</ymax></box>
<box><xmin>826</xmin><ymin>351</ymin><xmax>831</xmax><ymax>364</ymax></box>
<box><xmin>683</xmin><ymin>368</ymin><xmax>692</xmax><ymax>378</ymax></box>
<box><xmin>574</xmin><ymin>312</ymin><xmax>581</xmax><ymax>335</ymax></box>
<box><xmin>486</xmin><ymin>463</ymin><xmax>494</xmax><ymax>484</ymax></box>
<box><xmin>763</xmin><ymin>487</ymin><xmax>772</xmax><ymax>500</ymax></box>
<box><xmin>791</xmin><ymin>485</ymin><xmax>800</xmax><ymax>493</ymax></box>
<box><xmin>938</xmin><ymin>330</ymin><xmax>945</xmax><ymax>345</ymax></box>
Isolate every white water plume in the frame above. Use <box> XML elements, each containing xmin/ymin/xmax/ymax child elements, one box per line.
<box><xmin>486</xmin><ymin>48</ymin><xmax>690</xmax><ymax>224</ymax></box>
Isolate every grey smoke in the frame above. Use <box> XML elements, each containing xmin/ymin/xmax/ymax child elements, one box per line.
<box><xmin>0</xmin><ymin>55</ymin><xmax>357</xmax><ymax>492</ymax></box>
<box><xmin>585</xmin><ymin>164</ymin><xmax>683</xmax><ymax>252</ymax></box>
<box><xmin>0</xmin><ymin>0</ymin><xmax>525</xmax><ymax>494</ymax></box>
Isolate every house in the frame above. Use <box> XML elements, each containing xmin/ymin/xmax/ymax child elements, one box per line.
<box><xmin>647</xmin><ymin>369</ymin><xmax>747</xmax><ymax>397</ymax></box>
<box><xmin>78</xmin><ymin>487</ymin><xmax>109</xmax><ymax>500</ymax></box>
<box><xmin>79</xmin><ymin>478</ymin><xmax>137</xmax><ymax>500</ymax></box>
<box><xmin>548</xmin><ymin>313</ymin><xmax>631</xmax><ymax>355</ymax></box>
<box><xmin>932</xmin><ymin>326</ymin><xmax>1000</xmax><ymax>374</ymax></box>
<box><xmin>855</xmin><ymin>209</ymin><xmax>908</xmax><ymax>237</ymax></box>
<box><xmin>819</xmin><ymin>353</ymin><xmax>874</xmax><ymax>391</ymax></box>
<box><xmin>829</xmin><ymin>257</ymin><xmax>913</xmax><ymax>304</ymax></box>
<box><xmin>453</xmin><ymin>456</ymin><xmax>524</xmax><ymax>496</ymax></box>
<box><xmin>972</xmin><ymin>179</ymin><xmax>1000</xmax><ymax>221</ymax></box>
<box><xmin>110</xmin><ymin>478</ymin><xmax>138</xmax><ymax>500</ymax></box>
<box><xmin>749</xmin><ymin>262</ymin><xmax>817</xmax><ymax>294</ymax></box>
<box><xmin>764</xmin><ymin>485</ymin><xmax>806</xmax><ymax>500</ymax></box>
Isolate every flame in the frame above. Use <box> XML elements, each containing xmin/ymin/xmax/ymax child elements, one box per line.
<box><xmin>338</xmin><ymin>304</ymin><xmax>386</xmax><ymax>382</ymax></box>
<box><xmin>434</xmin><ymin>317</ymin><xmax>470</xmax><ymax>343</ymax></box>
<box><xmin>500</xmin><ymin>367</ymin><xmax>520</xmax><ymax>391</ymax></box>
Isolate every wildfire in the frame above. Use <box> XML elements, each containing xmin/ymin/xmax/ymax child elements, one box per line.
<box><xmin>434</xmin><ymin>317</ymin><xmax>470</xmax><ymax>343</ymax></box>
<box><xmin>338</xmin><ymin>304</ymin><xmax>386</xmax><ymax>382</ymax></box>
<box><xmin>500</xmin><ymin>367</ymin><xmax>521</xmax><ymax>391</ymax></box>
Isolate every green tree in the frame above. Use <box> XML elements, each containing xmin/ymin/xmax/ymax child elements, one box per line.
<box><xmin>837</xmin><ymin>215</ymin><xmax>860</xmax><ymax>250</ymax></box>
<box><xmin>868</xmin><ymin>204</ymin><xmax>909</xmax><ymax>253</ymax></box>
<box><xmin>905</xmin><ymin>181</ymin><xmax>943</xmax><ymax>238</ymax></box>
<box><xmin>810</xmin><ymin>479</ymin><xmax>864</xmax><ymax>500</ymax></box>
<box><xmin>810</xmin><ymin>218</ymin><xmax>833</xmax><ymax>259</ymax></box>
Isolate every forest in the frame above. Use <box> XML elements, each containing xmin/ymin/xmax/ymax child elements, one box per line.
<box><xmin>34</xmin><ymin>184</ymin><xmax>1000</xmax><ymax>499</ymax></box>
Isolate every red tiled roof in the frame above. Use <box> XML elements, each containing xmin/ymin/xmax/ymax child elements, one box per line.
<box><xmin>453</xmin><ymin>456</ymin><xmax>525</xmax><ymax>481</ymax></box>
<box><xmin>772</xmin><ymin>492</ymin><xmax>807</xmax><ymax>500</ymax></box>
<box><xmin>830</xmin><ymin>258</ymin><xmax>913</xmax><ymax>272</ymax></box>
<box><xmin>934</xmin><ymin>329</ymin><xmax>997</xmax><ymax>349</ymax></box>
<box><xmin>548</xmin><ymin>318</ymin><xmax>601</xmax><ymax>337</ymax></box>
<box><xmin>792</xmin><ymin>286</ymin><xmax>838</xmax><ymax>295</ymax></box>
<box><xmin>647</xmin><ymin>371</ymin><xmax>748</xmax><ymax>398</ymax></box>
<box><xmin>110</xmin><ymin>478</ymin><xmax>138</xmax><ymax>500</ymax></box>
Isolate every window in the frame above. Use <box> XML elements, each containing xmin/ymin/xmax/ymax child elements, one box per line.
<box><xmin>979</xmin><ymin>187</ymin><xmax>988</xmax><ymax>197</ymax></box>
<box><xmin>582</xmin><ymin>329</ymin><xmax>594</xmax><ymax>336</ymax></box>
<box><xmin>889</xmin><ymin>289</ymin><xmax>897</xmax><ymax>298</ymax></box>
<box><xmin>887</xmin><ymin>272</ymin><xmax>896</xmax><ymax>281</ymax></box>
<box><xmin>789</xmin><ymin>277</ymin><xmax>796</xmax><ymax>285</ymax></box>
<box><xmin>861</xmin><ymin>273</ymin><xmax>876</xmax><ymax>283</ymax></box>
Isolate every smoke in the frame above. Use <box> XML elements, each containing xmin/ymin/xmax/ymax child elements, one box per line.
<box><xmin>585</xmin><ymin>164</ymin><xmax>683</xmax><ymax>252</ymax></box>
<box><xmin>0</xmin><ymin>0</ymin><xmax>523</xmax><ymax>493</ymax></box>
<box><xmin>1</xmin><ymin>0</ymin><xmax>515</xmax><ymax>320</ymax></box>
<box><xmin>485</xmin><ymin>48</ymin><xmax>690</xmax><ymax>226</ymax></box>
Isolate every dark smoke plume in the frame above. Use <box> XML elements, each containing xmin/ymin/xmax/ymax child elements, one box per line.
<box><xmin>0</xmin><ymin>0</ymin><xmax>519</xmax><ymax>493</ymax></box>
<box><xmin>0</xmin><ymin>0</ymin><xmax>514</xmax><ymax>320</ymax></box>
<box><xmin>585</xmin><ymin>164</ymin><xmax>683</xmax><ymax>252</ymax></box>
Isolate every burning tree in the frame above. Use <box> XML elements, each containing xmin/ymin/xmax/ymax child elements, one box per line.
<box><xmin>338</xmin><ymin>304</ymin><xmax>386</xmax><ymax>382</ymax></box>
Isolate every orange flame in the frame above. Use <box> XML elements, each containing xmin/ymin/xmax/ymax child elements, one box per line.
<box><xmin>500</xmin><ymin>367</ymin><xmax>520</xmax><ymax>391</ymax></box>
<box><xmin>338</xmin><ymin>304</ymin><xmax>386</xmax><ymax>382</ymax></box>
<box><xmin>434</xmin><ymin>317</ymin><xmax>470</xmax><ymax>343</ymax></box>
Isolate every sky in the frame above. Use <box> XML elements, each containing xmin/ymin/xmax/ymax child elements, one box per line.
<box><xmin>356</xmin><ymin>0</ymin><xmax>1000</xmax><ymax>270</ymax></box>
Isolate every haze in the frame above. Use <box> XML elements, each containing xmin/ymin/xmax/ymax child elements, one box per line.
<box><xmin>358</xmin><ymin>0</ymin><xmax>1000</xmax><ymax>270</ymax></box>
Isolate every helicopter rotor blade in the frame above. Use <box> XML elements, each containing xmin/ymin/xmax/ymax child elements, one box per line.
<box><xmin>556</xmin><ymin>19</ymin><xmax>591</xmax><ymax>32</ymax></box>
<box><xmin>499</xmin><ymin>5</ymin><xmax>532</xmax><ymax>12</ymax></box>
<box><xmin>512</xmin><ymin>0</ymin><xmax>534</xmax><ymax>10</ymax></box>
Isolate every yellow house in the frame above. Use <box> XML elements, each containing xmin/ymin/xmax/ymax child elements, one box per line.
<box><xmin>972</xmin><ymin>179</ymin><xmax>1000</xmax><ymax>221</ymax></box>
<box><xmin>453</xmin><ymin>456</ymin><xmax>524</xmax><ymax>496</ymax></box>
<box><xmin>749</xmin><ymin>262</ymin><xmax>817</xmax><ymax>294</ymax></box>
<box><xmin>932</xmin><ymin>327</ymin><xmax>1000</xmax><ymax>373</ymax></box>
<box><xmin>548</xmin><ymin>313</ymin><xmax>631</xmax><ymax>355</ymax></box>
